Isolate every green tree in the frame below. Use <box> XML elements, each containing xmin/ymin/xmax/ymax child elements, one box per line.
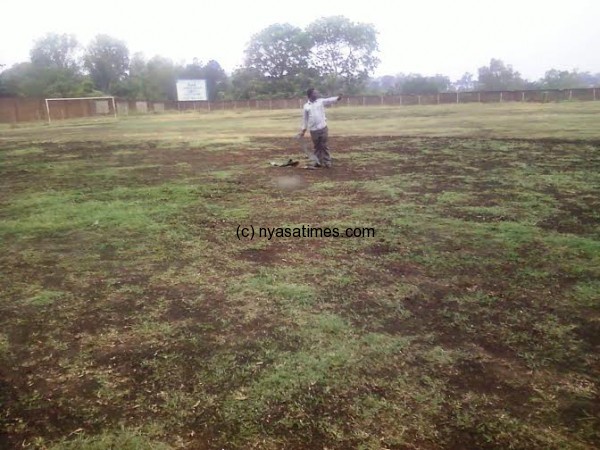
<box><xmin>179</xmin><ymin>58</ymin><xmax>204</xmax><ymax>80</ymax></box>
<box><xmin>144</xmin><ymin>56</ymin><xmax>179</xmax><ymax>101</ymax></box>
<box><xmin>540</xmin><ymin>69</ymin><xmax>590</xmax><ymax>89</ymax></box>
<box><xmin>454</xmin><ymin>72</ymin><xmax>476</xmax><ymax>91</ymax></box>
<box><xmin>243</xmin><ymin>23</ymin><xmax>312</xmax><ymax>97</ymax></box>
<box><xmin>0</xmin><ymin>63</ymin><xmax>32</xmax><ymax>96</ymax></box>
<box><xmin>580</xmin><ymin>72</ymin><xmax>600</xmax><ymax>87</ymax></box>
<box><xmin>110</xmin><ymin>52</ymin><xmax>146</xmax><ymax>99</ymax></box>
<box><xmin>230</xmin><ymin>67</ymin><xmax>269</xmax><ymax>99</ymax></box>
<box><xmin>306</xmin><ymin>16</ymin><xmax>379</xmax><ymax>94</ymax></box>
<box><xmin>378</xmin><ymin>73</ymin><xmax>451</xmax><ymax>95</ymax></box>
<box><xmin>0</xmin><ymin>62</ymin><xmax>96</xmax><ymax>97</ymax></box>
<box><xmin>30</xmin><ymin>33</ymin><xmax>80</xmax><ymax>70</ymax></box>
<box><xmin>477</xmin><ymin>59</ymin><xmax>525</xmax><ymax>91</ymax></box>
<box><xmin>0</xmin><ymin>65</ymin><xmax>7</xmax><ymax>97</ymax></box>
<box><xmin>4</xmin><ymin>32</ymin><xmax>94</xmax><ymax>98</ymax></box>
<box><xmin>369</xmin><ymin>75</ymin><xmax>396</xmax><ymax>94</ymax></box>
<box><xmin>84</xmin><ymin>35</ymin><xmax>129</xmax><ymax>93</ymax></box>
<box><xmin>197</xmin><ymin>60</ymin><xmax>229</xmax><ymax>101</ymax></box>
<box><xmin>402</xmin><ymin>74</ymin><xmax>451</xmax><ymax>94</ymax></box>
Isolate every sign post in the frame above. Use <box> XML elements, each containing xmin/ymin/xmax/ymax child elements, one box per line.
<box><xmin>176</xmin><ymin>80</ymin><xmax>208</xmax><ymax>102</ymax></box>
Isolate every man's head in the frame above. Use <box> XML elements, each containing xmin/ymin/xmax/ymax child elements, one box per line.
<box><xmin>306</xmin><ymin>88</ymin><xmax>319</xmax><ymax>102</ymax></box>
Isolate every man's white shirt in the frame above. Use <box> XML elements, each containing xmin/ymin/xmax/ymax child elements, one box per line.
<box><xmin>302</xmin><ymin>97</ymin><xmax>339</xmax><ymax>131</ymax></box>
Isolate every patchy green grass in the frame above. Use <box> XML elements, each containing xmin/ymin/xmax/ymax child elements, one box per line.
<box><xmin>0</xmin><ymin>110</ymin><xmax>599</xmax><ymax>449</ymax></box>
<box><xmin>2</xmin><ymin>101</ymin><xmax>600</xmax><ymax>142</ymax></box>
<box><xmin>0</xmin><ymin>184</ymin><xmax>202</xmax><ymax>238</ymax></box>
<box><xmin>47</xmin><ymin>428</ymin><xmax>172</xmax><ymax>450</ymax></box>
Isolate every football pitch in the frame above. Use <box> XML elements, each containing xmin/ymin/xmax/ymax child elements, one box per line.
<box><xmin>1</xmin><ymin>102</ymin><xmax>599</xmax><ymax>449</ymax></box>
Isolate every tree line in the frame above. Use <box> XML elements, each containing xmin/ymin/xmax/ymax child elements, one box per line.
<box><xmin>372</xmin><ymin>61</ymin><xmax>600</xmax><ymax>95</ymax></box>
<box><xmin>1</xmin><ymin>16</ymin><xmax>599</xmax><ymax>101</ymax></box>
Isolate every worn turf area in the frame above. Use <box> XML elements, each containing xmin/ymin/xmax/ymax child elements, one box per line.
<box><xmin>1</xmin><ymin>107</ymin><xmax>599</xmax><ymax>449</ymax></box>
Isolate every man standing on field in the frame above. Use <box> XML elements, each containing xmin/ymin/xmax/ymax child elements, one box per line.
<box><xmin>298</xmin><ymin>88</ymin><xmax>343</xmax><ymax>168</ymax></box>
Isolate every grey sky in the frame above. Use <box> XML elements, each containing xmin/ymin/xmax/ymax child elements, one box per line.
<box><xmin>2</xmin><ymin>0</ymin><xmax>599</xmax><ymax>81</ymax></box>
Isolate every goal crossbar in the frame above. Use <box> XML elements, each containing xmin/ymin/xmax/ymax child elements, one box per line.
<box><xmin>45</xmin><ymin>96</ymin><xmax>117</xmax><ymax>123</ymax></box>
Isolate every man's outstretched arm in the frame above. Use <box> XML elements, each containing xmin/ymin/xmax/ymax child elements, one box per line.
<box><xmin>322</xmin><ymin>94</ymin><xmax>343</xmax><ymax>106</ymax></box>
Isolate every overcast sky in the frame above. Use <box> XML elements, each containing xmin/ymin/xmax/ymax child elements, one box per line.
<box><xmin>2</xmin><ymin>0</ymin><xmax>599</xmax><ymax>80</ymax></box>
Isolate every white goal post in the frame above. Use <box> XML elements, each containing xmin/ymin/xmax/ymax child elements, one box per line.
<box><xmin>45</xmin><ymin>96</ymin><xmax>117</xmax><ymax>124</ymax></box>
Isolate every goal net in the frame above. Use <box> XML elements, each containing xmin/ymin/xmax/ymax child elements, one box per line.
<box><xmin>44</xmin><ymin>96</ymin><xmax>117</xmax><ymax>123</ymax></box>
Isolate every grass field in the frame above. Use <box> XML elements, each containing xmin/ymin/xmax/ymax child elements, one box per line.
<box><xmin>1</xmin><ymin>103</ymin><xmax>599</xmax><ymax>449</ymax></box>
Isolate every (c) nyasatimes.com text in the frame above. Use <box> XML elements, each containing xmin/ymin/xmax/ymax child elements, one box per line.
<box><xmin>236</xmin><ymin>225</ymin><xmax>376</xmax><ymax>241</ymax></box>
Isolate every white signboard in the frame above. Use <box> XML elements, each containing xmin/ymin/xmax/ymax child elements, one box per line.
<box><xmin>176</xmin><ymin>79</ymin><xmax>207</xmax><ymax>101</ymax></box>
